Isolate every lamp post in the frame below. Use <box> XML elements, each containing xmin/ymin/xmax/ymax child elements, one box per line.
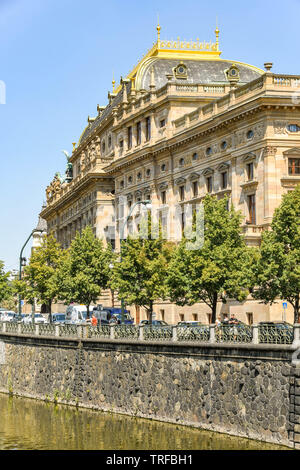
<box><xmin>119</xmin><ymin>199</ymin><xmax>151</xmax><ymax>324</ymax></box>
<box><xmin>18</xmin><ymin>229</ymin><xmax>45</xmax><ymax>321</ymax></box>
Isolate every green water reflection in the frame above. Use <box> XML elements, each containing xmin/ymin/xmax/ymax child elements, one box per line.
<box><xmin>0</xmin><ymin>393</ymin><xmax>289</xmax><ymax>450</ymax></box>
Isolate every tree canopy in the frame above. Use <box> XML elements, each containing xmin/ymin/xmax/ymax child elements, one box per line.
<box><xmin>167</xmin><ymin>195</ymin><xmax>254</xmax><ymax>323</ymax></box>
<box><xmin>110</xmin><ymin>219</ymin><xmax>173</xmax><ymax>323</ymax></box>
<box><xmin>58</xmin><ymin>226</ymin><xmax>113</xmax><ymax>317</ymax></box>
<box><xmin>253</xmin><ymin>185</ymin><xmax>300</xmax><ymax>323</ymax></box>
<box><xmin>16</xmin><ymin>234</ymin><xmax>64</xmax><ymax>316</ymax></box>
<box><xmin>0</xmin><ymin>261</ymin><xmax>12</xmax><ymax>306</ymax></box>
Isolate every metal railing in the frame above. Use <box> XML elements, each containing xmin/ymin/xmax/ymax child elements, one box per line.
<box><xmin>177</xmin><ymin>325</ymin><xmax>210</xmax><ymax>342</ymax></box>
<box><xmin>258</xmin><ymin>324</ymin><xmax>293</xmax><ymax>345</ymax></box>
<box><xmin>0</xmin><ymin>322</ymin><xmax>298</xmax><ymax>346</ymax></box>
<box><xmin>215</xmin><ymin>324</ymin><xmax>253</xmax><ymax>344</ymax></box>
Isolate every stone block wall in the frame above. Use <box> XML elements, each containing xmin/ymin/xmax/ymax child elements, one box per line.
<box><xmin>0</xmin><ymin>333</ymin><xmax>298</xmax><ymax>448</ymax></box>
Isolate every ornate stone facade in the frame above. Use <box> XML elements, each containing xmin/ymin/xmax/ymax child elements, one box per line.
<box><xmin>40</xmin><ymin>26</ymin><xmax>300</xmax><ymax>323</ymax></box>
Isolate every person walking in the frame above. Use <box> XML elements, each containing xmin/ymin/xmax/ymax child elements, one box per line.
<box><xmin>91</xmin><ymin>313</ymin><xmax>98</xmax><ymax>327</ymax></box>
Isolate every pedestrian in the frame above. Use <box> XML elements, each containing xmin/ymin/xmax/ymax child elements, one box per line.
<box><xmin>216</xmin><ymin>316</ymin><xmax>221</xmax><ymax>326</ymax></box>
<box><xmin>223</xmin><ymin>314</ymin><xmax>229</xmax><ymax>323</ymax></box>
<box><xmin>91</xmin><ymin>313</ymin><xmax>98</xmax><ymax>327</ymax></box>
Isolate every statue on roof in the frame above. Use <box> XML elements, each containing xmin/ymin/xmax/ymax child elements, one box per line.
<box><xmin>61</xmin><ymin>150</ymin><xmax>73</xmax><ymax>183</ymax></box>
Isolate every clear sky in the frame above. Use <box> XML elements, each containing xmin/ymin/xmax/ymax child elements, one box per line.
<box><xmin>0</xmin><ymin>0</ymin><xmax>299</xmax><ymax>271</ymax></box>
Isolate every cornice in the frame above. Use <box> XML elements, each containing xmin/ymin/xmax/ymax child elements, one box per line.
<box><xmin>43</xmin><ymin>172</ymin><xmax>114</xmax><ymax>215</ymax></box>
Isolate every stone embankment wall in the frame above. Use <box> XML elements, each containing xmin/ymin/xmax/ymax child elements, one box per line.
<box><xmin>0</xmin><ymin>333</ymin><xmax>298</xmax><ymax>448</ymax></box>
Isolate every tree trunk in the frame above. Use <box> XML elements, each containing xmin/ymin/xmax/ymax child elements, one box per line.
<box><xmin>48</xmin><ymin>301</ymin><xmax>52</xmax><ymax>323</ymax></box>
<box><xmin>86</xmin><ymin>304</ymin><xmax>90</xmax><ymax>320</ymax></box>
<box><xmin>211</xmin><ymin>292</ymin><xmax>218</xmax><ymax>324</ymax></box>
<box><xmin>294</xmin><ymin>295</ymin><xmax>300</xmax><ymax>324</ymax></box>
<box><xmin>149</xmin><ymin>301</ymin><xmax>153</xmax><ymax>326</ymax></box>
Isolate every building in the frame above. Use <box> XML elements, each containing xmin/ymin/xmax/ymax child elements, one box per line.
<box><xmin>41</xmin><ymin>24</ymin><xmax>300</xmax><ymax>324</ymax></box>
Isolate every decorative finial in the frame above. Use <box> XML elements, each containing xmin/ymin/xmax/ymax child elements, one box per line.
<box><xmin>264</xmin><ymin>62</ymin><xmax>273</xmax><ymax>72</ymax></box>
<box><xmin>157</xmin><ymin>14</ymin><xmax>161</xmax><ymax>46</ymax></box>
<box><xmin>72</xmin><ymin>142</ymin><xmax>76</xmax><ymax>152</ymax></box>
<box><xmin>215</xmin><ymin>17</ymin><xmax>220</xmax><ymax>51</ymax></box>
<box><xmin>112</xmin><ymin>71</ymin><xmax>115</xmax><ymax>93</ymax></box>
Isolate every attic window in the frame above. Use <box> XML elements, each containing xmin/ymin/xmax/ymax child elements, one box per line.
<box><xmin>174</xmin><ymin>62</ymin><xmax>187</xmax><ymax>79</ymax></box>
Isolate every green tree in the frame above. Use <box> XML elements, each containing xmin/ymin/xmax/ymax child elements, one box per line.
<box><xmin>16</xmin><ymin>234</ymin><xmax>64</xmax><ymax>319</ymax></box>
<box><xmin>0</xmin><ymin>261</ymin><xmax>12</xmax><ymax>306</ymax></box>
<box><xmin>58</xmin><ymin>227</ymin><xmax>113</xmax><ymax>318</ymax></box>
<box><xmin>110</xmin><ymin>220</ymin><xmax>173</xmax><ymax>324</ymax></box>
<box><xmin>253</xmin><ymin>185</ymin><xmax>300</xmax><ymax>323</ymax></box>
<box><xmin>167</xmin><ymin>195</ymin><xmax>254</xmax><ymax>323</ymax></box>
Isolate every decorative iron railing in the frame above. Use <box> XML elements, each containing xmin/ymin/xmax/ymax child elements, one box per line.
<box><xmin>59</xmin><ymin>324</ymin><xmax>79</xmax><ymax>338</ymax></box>
<box><xmin>258</xmin><ymin>324</ymin><xmax>293</xmax><ymax>345</ymax></box>
<box><xmin>216</xmin><ymin>324</ymin><xmax>253</xmax><ymax>344</ymax></box>
<box><xmin>6</xmin><ymin>322</ymin><xmax>19</xmax><ymax>334</ymax></box>
<box><xmin>20</xmin><ymin>323</ymin><xmax>35</xmax><ymax>335</ymax></box>
<box><xmin>177</xmin><ymin>326</ymin><xmax>210</xmax><ymax>342</ymax></box>
<box><xmin>114</xmin><ymin>325</ymin><xmax>139</xmax><ymax>340</ymax></box>
<box><xmin>0</xmin><ymin>321</ymin><xmax>297</xmax><ymax>346</ymax></box>
<box><xmin>38</xmin><ymin>324</ymin><xmax>56</xmax><ymax>337</ymax></box>
<box><xmin>88</xmin><ymin>325</ymin><xmax>111</xmax><ymax>339</ymax></box>
<box><xmin>143</xmin><ymin>326</ymin><xmax>173</xmax><ymax>341</ymax></box>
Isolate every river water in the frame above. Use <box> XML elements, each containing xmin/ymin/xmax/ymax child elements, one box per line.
<box><xmin>0</xmin><ymin>393</ymin><xmax>288</xmax><ymax>450</ymax></box>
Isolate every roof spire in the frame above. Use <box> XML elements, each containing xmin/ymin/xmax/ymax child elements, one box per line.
<box><xmin>215</xmin><ymin>17</ymin><xmax>220</xmax><ymax>51</ymax></box>
<box><xmin>157</xmin><ymin>14</ymin><xmax>161</xmax><ymax>47</ymax></box>
<box><xmin>112</xmin><ymin>71</ymin><xmax>116</xmax><ymax>93</ymax></box>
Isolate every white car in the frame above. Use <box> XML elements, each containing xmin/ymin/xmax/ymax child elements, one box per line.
<box><xmin>1</xmin><ymin>311</ymin><xmax>17</xmax><ymax>322</ymax></box>
<box><xmin>23</xmin><ymin>314</ymin><xmax>48</xmax><ymax>324</ymax></box>
<box><xmin>65</xmin><ymin>305</ymin><xmax>88</xmax><ymax>324</ymax></box>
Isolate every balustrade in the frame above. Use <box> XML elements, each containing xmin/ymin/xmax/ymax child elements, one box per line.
<box><xmin>0</xmin><ymin>321</ymin><xmax>298</xmax><ymax>346</ymax></box>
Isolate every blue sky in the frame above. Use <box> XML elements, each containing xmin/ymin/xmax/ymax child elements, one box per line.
<box><xmin>0</xmin><ymin>0</ymin><xmax>299</xmax><ymax>271</ymax></box>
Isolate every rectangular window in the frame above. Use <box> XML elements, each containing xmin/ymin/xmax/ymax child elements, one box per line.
<box><xmin>161</xmin><ymin>191</ymin><xmax>166</xmax><ymax>204</ymax></box>
<box><xmin>192</xmin><ymin>313</ymin><xmax>198</xmax><ymax>321</ymax></box>
<box><xmin>119</xmin><ymin>140</ymin><xmax>124</xmax><ymax>154</ymax></box>
<box><xmin>160</xmin><ymin>119</ymin><xmax>166</xmax><ymax>128</ymax></box>
<box><xmin>247</xmin><ymin>162</ymin><xmax>254</xmax><ymax>180</ymax></box>
<box><xmin>136</xmin><ymin>122</ymin><xmax>141</xmax><ymax>146</ymax></box>
<box><xmin>288</xmin><ymin>158</ymin><xmax>300</xmax><ymax>175</ymax></box>
<box><xmin>192</xmin><ymin>181</ymin><xmax>198</xmax><ymax>197</ymax></box>
<box><xmin>160</xmin><ymin>310</ymin><xmax>165</xmax><ymax>321</ymax></box>
<box><xmin>127</xmin><ymin>127</ymin><xmax>132</xmax><ymax>149</ymax></box>
<box><xmin>248</xmin><ymin>194</ymin><xmax>256</xmax><ymax>224</ymax></box>
<box><xmin>146</xmin><ymin>117</ymin><xmax>151</xmax><ymax>141</ymax></box>
<box><xmin>221</xmin><ymin>172</ymin><xmax>228</xmax><ymax>189</ymax></box>
<box><xmin>206</xmin><ymin>176</ymin><xmax>212</xmax><ymax>193</ymax></box>
<box><xmin>246</xmin><ymin>312</ymin><xmax>253</xmax><ymax>325</ymax></box>
<box><xmin>179</xmin><ymin>186</ymin><xmax>185</xmax><ymax>201</ymax></box>
<box><xmin>179</xmin><ymin>314</ymin><xmax>184</xmax><ymax>322</ymax></box>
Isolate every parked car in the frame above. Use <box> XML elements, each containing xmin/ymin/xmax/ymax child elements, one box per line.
<box><xmin>109</xmin><ymin>313</ymin><xmax>134</xmax><ymax>325</ymax></box>
<box><xmin>177</xmin><ymin>321</ymin><xmax>204</xmax><ymax>327</ymax></box>
<box><xmin>1</xmin><ymin>311</ymin><xmax>17</xmax><ymax>322</ymax></box>
<box><xmin>139</xmin><ymin>320</ymin><xmax>169</xmax><ymax>326</ymax></box>
<box><xmin>23</xmin><ymin>314</ymin><xmax>48</xmax><ymax>324</ymax></box>
<box><xmin>51</xmin><ymin>313</ymin><xmax>66</xmax><ymax>324</ymax></box>
<box><xmin>65</xmin><ymin>305</ymin><xmax>88</xmax><ymax>324</ymax></box>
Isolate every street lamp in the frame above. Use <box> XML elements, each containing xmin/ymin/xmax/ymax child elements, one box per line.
<box><xmin>119</xmin><ymin>199</ymin><xmax>151</xmax><ymax>324</ymax></box>
<box><xmin>18</xmin><ymin>229</ymin><xmax>44</xmax><ymax>321</ymax></box>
